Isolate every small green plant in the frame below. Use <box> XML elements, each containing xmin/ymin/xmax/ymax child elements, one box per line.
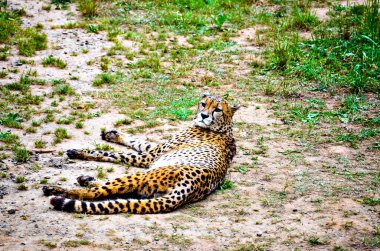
<box><xmin>96</xmin><ymin>166</ymin><xmax>106</xmax><ymax>179</ymax></box>
<box><xmin>94</xmin><ymin>143</ymin><xmax>113</xmax><ymax>151</ymax></box>
<box><xmin>0</xmin><ymin>46</ymin><xmax>9</xmax><ymax>60</ymax></box>
<box><xmin>92</xmin><ymin>73</ymin><xmax>117</xmax><ymax>87</ymax></box>
<box><xmin>34</xmin><ymin>139</ymin><xmax>47</xmax><ymax>148</ymax></box>
<box><xmin>54</xmin><ymin>127</ymin><xmax>71</xmax><ymax>144</ymax></box>
<box><xmin>212</xmin><ymin>13</ymin><xmax>227</xmax><ymax>30</ymax></box>
<box><xmin>0</xmin><ymin>113</ymin><xmax>23</xmax><ymax>128</ymax></box>
<box><xmin>114</xmin><ymin>118</ymin><xmax>132</xmax><ymax>127</ymax></box>
<box><xmin>88</xmin><ymin>24</ymin><xmax>98</xmax><ymax>33</ymax></box>
<box><xmin>53</xmin><ymin>80</ymin><xmax>75</xmax><ymax>95</ymax></box>
<box><xmin>42</xmin><ymin>55</ymin><xmax>67</xmax><ymax>68</ymax></box>
<box><xmin>77</xmin><ymin>0</ymin><xmax>97</xmax><ymax>17</ymax></box>
<box><xmin>17</xmin><ymin>28</ymin><xmax>47</xmax><ymax>56</ymax></box>
<box><xmin>75</xmin><ymin>121</ymin><xmax>84</xmax><ymax>128</ymax></box>
<box><xmin>0</xmin><ymin>131</ymin><xmax>19</xmax><ymax>144</ymax></box>
<box><xmin>362</xmin><ymin>197</ymin><xmax>380</xmax><ymax>206</ymax></box>
<box><xmin>40</xmin><ymin>178</ymin><xmax>48</xmax><ymax>184</ymax></box>
<box><xmin>17</xmin><ymin>184</ymin><xmax>28</xmax><ymax>191</ymax></box>
<box><xmin>15</xmin><ymin>176</ymin><xmax>25</xmax><ymax>183</ymax></box>
<box><xmin>218</xmin><ymin>179</ymin><xmax>236</xmax><ymax>191</ymax></box>
<box><xmin>307</xmin><ymin>236</ymin><xmax>325</xmax><ymax>246</ymax></box>
<box><xmin>13</xmin><ymin>146</ymin><xmax>30</xmax><ymax>162</ymax></box>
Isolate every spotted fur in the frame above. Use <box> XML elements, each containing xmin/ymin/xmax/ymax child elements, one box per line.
<box><xmin>43</xmin><ymin>93</ymin><xmax>240</xmax><ymax>214</ymax></box>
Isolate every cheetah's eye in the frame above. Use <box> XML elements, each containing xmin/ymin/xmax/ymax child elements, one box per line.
<box><xmin>214</xmin><ymin>107</ymin><xmax>222</xmax><ymax>112</ymax></box>
<box><xmin>200</xmin><ymin>102</ymin><xmax>206</xmax><ymax>107</ymax></box>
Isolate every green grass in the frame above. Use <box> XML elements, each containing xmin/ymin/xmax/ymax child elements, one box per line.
<box><xmin>15</xmin><ymin>176</ymin><xmax>25</xmax><ymax>183</ymax></box>
<box><xmin>17</xmin><ymin>28</ymin><xmax>47</xmax><ymax>56</ymax></box>
<box><xmin>52</xmin><ymin>80</ymin><xmax>75</xmax><ymax>95</ymax></box>
<box><xmin>92</xmin><ymin>73</ymin><xmax>118</xmax><ymax>87</ymax></box>
<box><xmin>54</xmin><ymin>127</ymin><xmax>71</xmax><ymax>144</ymax></box>
<box><xmin>114</xmin><ymin>118</ymin><xmax>132</xmax><ymax>127</ymax></box>
<box><xmin>13</xmin><ymin>146</ymin><xmax>30</xmax><ymax>162</ymax></box>
<box><xmin>0</xmin><ymin>113</ymin><xmax>23</xmax><ymax>128</ymax></box>
<box><xmin>34</xmin><ymin>139</ymin><xmax>47</xmax><ymax>148</ymax></box>
<box><xmin>218</xmin><ymin>179</ymin><xmax>236</xmax><ymax>191</ymax></box>
<box><xmin>77</xmin><ymin>0</ymin><xmax>97</xmax><ymax>17</ymax></box>
<box><xmin>265</xmin><ymin>1</ymin><xmax>380</xmax><ymax>94</ymax></box>
<box><xmin>42</xmin><ymin>55</ymin><xmax>67</xmax><ymax>69</ymax></box>
<box><xmin>0</xmin><ymin>131</ymin><xmax>19</xmax><ymax>144</ymax></box>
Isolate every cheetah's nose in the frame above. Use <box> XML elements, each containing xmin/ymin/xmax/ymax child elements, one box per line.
<box><xmin>201</xmin><ymin>113</ymin><xmax>209</xmax><ymax>120</ymax></box>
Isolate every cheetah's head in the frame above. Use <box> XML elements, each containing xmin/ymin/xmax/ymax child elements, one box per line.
<box><xmin>194</xmin><ymin>93</ymin><xmax>240</xmax><ymax>133</ymax></box>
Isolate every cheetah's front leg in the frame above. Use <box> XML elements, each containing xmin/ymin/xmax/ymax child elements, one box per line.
<box><xmin>101</xmin><ymin>130</ymin><xmax>158</xmax><ymax>152</ymax></box>
<box><xmin>66</xmin><ymin>149</ymin><xmax>154</xmax><ymax>168</ymax></box>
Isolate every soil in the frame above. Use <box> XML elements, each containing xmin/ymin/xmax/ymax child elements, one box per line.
<box><xmin>0</xmin><ymin>1</ymin><xmax>379</xmax><ymax>251</ymax></box>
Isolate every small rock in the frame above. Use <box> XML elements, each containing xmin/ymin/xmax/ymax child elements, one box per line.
<box><xmin>256</xmin><ymin>232</ymin><xmax>262</xmax><ymax>237</ymax></box>
<box><xmin>203</xmin><ymin>86</ymin><xmax>209</xmax><ymax>90</ymax></box>
<box><xmin>12</xmin><ymin>61</ymin><xmax>23</xmax><ymax>67</ymax></box>
<box><xmin>191</xmin><ymin>78</ymin><xmax>196</xmax><ymax>82</ymax></box>
<box><xmin>292</xmin><ymin>208</ymin><xmax>298</xmax><ymax>212</ymax></box>
<box><xmin>7</xmin><ymin>209</ymin><xmax>16</xmax><ymax>214</ymax></box>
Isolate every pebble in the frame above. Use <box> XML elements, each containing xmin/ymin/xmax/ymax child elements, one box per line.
<box><xmin>256</xmin><ymin>232</ymin><xmax>262</xmax><ymax>237</ymax></box>
<box><xmin>12</xmin><ymin>61</ymin><xmax>23</xmax><ymax>66</ymax></box>
<box><xmin>292</xmin><ymin>208</ymin><xmax>298</xmax><ymax>212</ymax></box>
<box><xmin>191</xmin><ymin>78</ymin><xmax>196</xmax><ymax>82</ymax></box>
<box><xmin>7</xmin><ymin>209</ymin><xmax>16</xmax><ymax>214</ymax></box>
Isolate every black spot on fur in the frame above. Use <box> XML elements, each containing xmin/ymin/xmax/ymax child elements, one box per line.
<box><xmin>81</xmin><ymin>201</ymin><xmax>87</xmax><ymax>213</ymax></box>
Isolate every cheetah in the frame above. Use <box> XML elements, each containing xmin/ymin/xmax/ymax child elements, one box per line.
<box><xmin>42</xmin><ymin>93</ymin><xmax>240</xmax><ymax>214</ymax></box>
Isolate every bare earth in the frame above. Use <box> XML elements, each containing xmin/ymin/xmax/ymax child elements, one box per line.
<box><xmin>0</xmin><ymin>1</ymin><xmax>379</xmax><ymax>251</ymax></box>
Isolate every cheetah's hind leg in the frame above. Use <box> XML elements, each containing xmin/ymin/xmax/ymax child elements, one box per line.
<box><xmin>101</xmin><ymin>129</ymin><xmax>158</xmax><ymax>152</ymax></box>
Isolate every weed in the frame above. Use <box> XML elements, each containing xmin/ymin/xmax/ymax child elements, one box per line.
<box><xmin>0</xmin><ymin>46</ymin><xmax>9</xmax><ymax>60</ymax></box>
<box><xmin>212</xmin><ymin>13</ymin><xmax>228</xmax><ymax>30</ymax></box>
<box><xmin>17</xmin><ymin>184</ymin><xmax>28</xmax><ymax>191</ymax></box>
<box><xmin>63</xmin><ymin>239</ymin><xmax>90</xmax><ymax>247</ymax></box>
<box><xmin>218</xmin><ymin>179</ymin><xmax>236</xmax><ymax>191</ymax></box>
<box><xmin>0</xmin><ymin>113</ymin><xmax>23</xmax><ymax>128</ymax></box>
<box><xmin>40</xmin><ymin>179</ymin><xmax>48</xmax><ymax>185</ymax></box>
<box><xmin>96</xmin><ymin>166</ymin><xmax>106</xmax><ymax>179</ymax></box>
<box><xmin>42</xmin><ymin>55</ymin><xmax>67</xmax><ymax>69</ymax></box>
<box><xmin>15</xmin><ymin>176</ymin><xmax>25</xmax><ymax>183</ymax></box>
<box><xmin>54</xmin><ymin>127</ymin><xmax>71</xmax><ymax>144</ymax></box>
<box><xmin>78</xmin><ymin>0</ymin><xmax>97</xmax><ymax>17</ymax></box>
<box><xmin>307</xmin><ymin>236</ymin><xmax>326</xmax><ymax>246</ymax></box>
<box><xmin>34</xmin><ymin>139</ymin><xmax>47</xmax><ymax>148</ymax></box>
<box><xmin>13</xmin><ymin>146</ymin><xmax>30</xmax><ymax>162</ymax></box>
<box><xmin>52</xmin><ymin>80</ymin><xmax>75</xmax><ymax>95</ymax></box>
<box><xmin>75</xmin><ymin>121</ymin><xmax>84</xmax><ymax>128</ymax></box>
<box><xmin>0</xmin><ymin>131</ymin><xmax>19</xmax><ymax>144</ymax></box>
<box><xmin>362</xmin><ymin>197</ymin><xmax>380</xmax><ymax>206</ymax></box>
<box><xmin>92</xmin><ymin>73</ymin><xmax>117</xmax><ymax>87</ymax></box>
<box><xmin>114</xmin><ymin>118</ymin><xmax>132</xmax><ymax>127</ymax></box>
<box><xmin>17</xmin><ymin>28</ymin><xmax>47</xmax><ymax>56</ymax></box>
<box><xmin>94</xmin><ymin>143</ymin><xmax>113</xmax><ymax>151</ymax></box>
<box><xmin>40</xmin><ymin>239</ymin><xmax>57</xmax><ymax>248</ymax></box>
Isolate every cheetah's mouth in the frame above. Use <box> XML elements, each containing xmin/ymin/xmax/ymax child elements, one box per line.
<box><xmin>194</xmin><ymin>119</ymin><xmax>213</xmax><ymax>128</ymax></box>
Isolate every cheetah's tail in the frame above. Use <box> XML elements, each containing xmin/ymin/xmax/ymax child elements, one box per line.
<box><xmin>50</xmin><ymin>195</ymin><xmax>184</xmax><ymax>214</ymax></box>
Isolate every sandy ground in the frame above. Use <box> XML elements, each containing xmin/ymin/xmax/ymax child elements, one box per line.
<box><xmin>0</xmin><ymin>1</ymin><xmax>379</xmax><ymax>250</ymax></box>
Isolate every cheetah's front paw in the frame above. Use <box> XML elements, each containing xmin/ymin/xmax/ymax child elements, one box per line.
<box><xmin>77</xmin><ymin>175</ymin><xmax>96</xmax><ymax>187</ymax></box>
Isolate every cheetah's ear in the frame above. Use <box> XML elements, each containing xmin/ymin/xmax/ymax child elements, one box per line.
<box><xmin>231</xmin><ymin>104</ymin><xmax>240</xmax><ymax>114</ymax></box>
<box><xmin>200</xmin><ymin>92</ymin><xmax>211</xmax><ymax>98</ymax></box>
